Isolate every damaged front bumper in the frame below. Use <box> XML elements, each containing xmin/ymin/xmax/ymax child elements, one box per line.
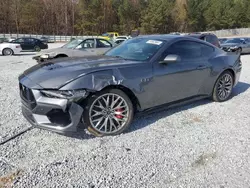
<box><xmin>32</xmin><ymin>55</ymin><xmax>53</xmax><ymax>63</ymax></box>
<box><xmin>20</xmin><ymin>84</ymin><xmax>84</xmax><ymax>134</ymax></box>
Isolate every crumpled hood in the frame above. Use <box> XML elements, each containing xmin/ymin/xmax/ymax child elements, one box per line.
<box><xmin>19</xmin><ymin>56</ymin><xmax>140</xmax><ymax>89</ymax></box>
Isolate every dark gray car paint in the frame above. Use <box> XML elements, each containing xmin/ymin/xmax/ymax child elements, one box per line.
<box><xmin>19</xmin><ymin>35</ymin><xmax>242</xmax><ymax>113</ymax></box>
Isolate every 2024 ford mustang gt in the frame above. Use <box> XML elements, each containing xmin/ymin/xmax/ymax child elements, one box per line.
<box><xmin>19</xmin><ymin>35</ymin><xmax>242</xmax><ymax>136</ymax></box>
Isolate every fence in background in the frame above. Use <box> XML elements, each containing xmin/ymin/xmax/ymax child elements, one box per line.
<box><xmin>206</xmin><ymin>28</ymin><xmax>250</xmax><ymax>37</ymax></box>
<box><xmin>0</xmin><ymin>34</ymin><xmax>98</xmax><ymax>42</ymax></box>
<box><xmin>1</xmin><ymin>28</ymin><xmax>250</xmax><ymax>41</ymax></box>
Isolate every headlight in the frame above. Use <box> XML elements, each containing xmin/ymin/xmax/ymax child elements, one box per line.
<box><xmin>40</xmin><ymin>52</ymin><xmax>56</xmax><ymax>59</ymax></box>
<box><xmin>41</xmin><ymin>89</ymin><xmax>87</xmax><ymax>99</ymax></box>
<box><xmin>40</xmin><ymin>54</ymin><xmax>49</xmax><ymax>59</ymax></box>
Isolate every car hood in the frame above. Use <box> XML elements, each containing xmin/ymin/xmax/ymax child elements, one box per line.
<box><xmin>19</xmin><ymin>56</ymin><xmax>141</xmax><ymax>89</ymax></box>
<box><xmin>35</xmin><ymin>47</ymin><xmax>104</xmax><ymax>57</ymax></box>
<box><xmin>221</xmin><ymin>43</ymin><xmax>240</xmax><ymax>47</ymax></box>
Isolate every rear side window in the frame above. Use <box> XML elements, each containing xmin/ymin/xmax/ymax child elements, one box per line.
<box><xmin>163</xmin><ymin>41</ymin><xmax>214</xmax><ymax>61</ymax></box>
<box><xmin>24</xmin><ymin>38</ymin><xmax>34</xmax><ymax>43</ymax></box>
<box><xmin>97</xmin><ymin>39</ymin><xmax>112</xmax><ymax>48</ymax></box>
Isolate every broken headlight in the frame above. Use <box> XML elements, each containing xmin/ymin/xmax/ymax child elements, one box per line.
<box><xmin>41</xmin><ymin>89</ymin><xmax>87</xmax><ymax>99</ymax></box>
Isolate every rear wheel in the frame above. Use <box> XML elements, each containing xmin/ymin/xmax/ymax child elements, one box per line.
<box><xmin>212</xmin><ymin>71</ymin><xmax>234</xmax><ymax>102</ymax></box>
<box><xmin>2</xmin><ymin>48</ymin><xmax>14</xmax><ymax>56</ymax></box>
<box><xmin>34</xmin><ymin>46</ymin><xmax>41</xmax><ymax>52</ymax></box>
<box><xmin>82</xmin><ymin>89</ymin><xmax>134</xmax><ymax>136</ymax></box>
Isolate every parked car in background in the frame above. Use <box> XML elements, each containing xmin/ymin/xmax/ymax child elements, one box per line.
<box><xmin>40</xmin><ymin>36</ymin><xmax>49</xmax><ymax>43</ymax></box>
<box><xmin>115</xmin><ymin>36</ymin><xmax>130</xmax><ymax>45</ymax></box>
<box><xmin>115</xmin><ymin>39</ymin><xmax>127</xmax><ymax>45</ymax></box>
<box><xmin>0</xmin><ymin>42</ymin><xmax>22</xmax><ymax>56</ymax></box>
<box><xmin>0</xmin><ymin>38</ymin><xmax>9</xmax><ymax>43</ymax></box>
<box><xmin>219</xmin><ymin>38</ymin><xmax>228</xmax><ymax>44</ymax></box>
<box><xmin>40</xmin><ymin>36</ymin><xmax>55</xmax><ymax>43</ymax></box>
<box><xmin>11</xmin><ymin>38</ymin><xmax>48</xmax><ymax>51</ymax></box>
<box><xmin>33</xmin><ymin>38</ymin><xmax>115</xmax><ymax>62</ymax></box>
<box><xmin>220</xmin><ymin>38</ymin><xmax>250</xmax><ymax>54</ymax></box>
<box><xmin>8</xmin><ymin>37</ymin><xmax>16</xmax><ymax>42</ymax></box>
<box><xmin>19</xmin><ymin>35</ymin><xmax>242</xmax><ymax>137</ymax></box>
<box><xmin>115</xmin><ymin>36</ymin><xmax>131</xmax><ymax>40</ymax></box>
<box><xmin>187</xmin><ymin>33</ymin><xmax>220</xmax><ymax>48</ymax></box>
<box><xmin>130</xmin><ymin>29</ymin><xmax>140</xmax><ymax>37</ymax></box>
<box><xmin>99</xmin><ymin>32</ymin><xmax>119</xmax><ymax>41</ymax></box>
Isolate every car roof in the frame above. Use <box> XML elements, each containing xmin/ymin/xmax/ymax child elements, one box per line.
<box><xmin>134</xmin><ymin>34</ymin><xmax>216</xmax><ymax>48</ymax></box>
<box><xmin>137</xmin><ymin>34</ymin><xmax>185</xmax><ymax>41</ymax></box>
<box><xmin>188</xmin><ymin>33</ymin><xmax>216</xmax><ymax>38</ymax></box>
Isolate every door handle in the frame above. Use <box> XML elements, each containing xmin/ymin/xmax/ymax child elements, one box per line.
<box><xmin>196</xmin><ymin>65</ymin><xmax>207</xmax><ymax>70</ymax></box>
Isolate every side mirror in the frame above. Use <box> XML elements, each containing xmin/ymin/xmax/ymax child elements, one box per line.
<box><xmin>160</xmin><ymin>54</ymin><xmax>181</xmax><ymax>64</ymax></box>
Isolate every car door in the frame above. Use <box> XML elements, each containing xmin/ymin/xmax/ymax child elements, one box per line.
<box><xmin>13</xmin><ymin>38</ymin><xmax>26</xmax><ymax>50</ymax></box>
<box><xmin>95</xmin><ymin>39</ymin><xmax>113</xmax><ymax>54</ymax></box>
<box><xmin>23</xmin><ymin>38</ymin><xmax>35</xmax><ymax>50</ymax></box>
<box><xmin>73</xmin><ymin>39</ymin><xmax>96</xmax><ymax>56</ymax></box>
<box><xmin>150</xmin><ymin>40</ymin><xmax>213</xmax><ymax>107</ymax></box>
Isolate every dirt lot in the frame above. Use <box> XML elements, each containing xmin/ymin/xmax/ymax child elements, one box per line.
<box><xmin>0</xmin><ymin>43</ymin><xmax>250</xmax><ymax>188</ymax></box>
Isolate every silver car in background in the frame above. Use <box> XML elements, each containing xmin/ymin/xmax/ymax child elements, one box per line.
<box><xmin>221</xmin><ymin>38</ymin><xmax>250</xmax><ymax>54</ymax></box>
<box><xmin>33</xmin><ymin>38</ymin><xmax>116</xmax><ymax>63</ymax></box>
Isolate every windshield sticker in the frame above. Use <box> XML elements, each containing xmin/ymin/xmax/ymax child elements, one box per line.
<box><xmin>146</xmin><ymin>40</ymin><xmax>162</xmax><ymax>45</ymax></box>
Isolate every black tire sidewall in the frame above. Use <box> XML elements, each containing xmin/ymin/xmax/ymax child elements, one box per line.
<box><xmin>82</xmin><ymin>89</ymin><xmax>134</xmax><ymax>136</ymax></box>
<box><xmin>213</xmin><ymin>71</ymin><xmax>234</xmax><ymax>102</ymax></box>
<box><xmin>34</xmin><ymin>46</ymin><xmax>41</xmax><ymax>52</ymax></box>
<box><xmin>3</xmin><ymin>48</ymin><xmax>13</xmax><ymax>56</ymax></box>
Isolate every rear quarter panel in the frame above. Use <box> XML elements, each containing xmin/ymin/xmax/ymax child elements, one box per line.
<box><xmin>206</xmin><ymin>51</ymin><xmax>241</xmax><ymax>93</ymax></box>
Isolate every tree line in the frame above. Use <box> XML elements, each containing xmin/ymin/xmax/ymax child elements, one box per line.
<box><xmin>0</xmin><ymin>0</ymin><xmax>250</xmax><ymax>35</ymax></box>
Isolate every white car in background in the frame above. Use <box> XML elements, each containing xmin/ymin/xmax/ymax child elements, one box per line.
<box><xmin>115</xmin><ymin>36</ymin><xmax>131</xmax><ymax>45</ymax></box>
<box><xmin>0</xmin><ymin>42</ymin><xmax>22</xmax><ymax>56</ymax></box>
<box><xmin>115</xmin><ymin>36</ymin><xmax>131</xmax><ymax>41</ymax></box>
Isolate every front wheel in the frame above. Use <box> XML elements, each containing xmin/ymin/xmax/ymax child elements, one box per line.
<box><xmin>237</xmin><ymin>47</ymin><xmax>242</xmax><ymax>54</ymax></box>
<box><xmin>82</xmin><ymin>89</ymin><xmax>134</xmax><ymax>137</ymax></box>
<box><xmin>212</xmin><ymin>71</ymin><xmax>234</xmax><ymax>102</ymax></box>
<box><xmin>34</xmin><ymin>46</ymin><xmax>41</xmax><ymax>52</ymax></box>
<box><xmin>2</xmin><ymin>48</ymin><xmax>14</xmax><ymax>56</ymax></box>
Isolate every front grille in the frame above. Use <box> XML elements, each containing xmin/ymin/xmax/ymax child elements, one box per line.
<box><xmin>19</xmin><ymin>83</ymin><xmax>36</xmax><ymax>109</ymax></box>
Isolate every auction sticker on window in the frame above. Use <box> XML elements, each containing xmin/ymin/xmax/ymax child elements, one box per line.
<box><xmin>146</xmin><ymin>40</ymin><xmax>162</xmax><ymax>45</ymax></box>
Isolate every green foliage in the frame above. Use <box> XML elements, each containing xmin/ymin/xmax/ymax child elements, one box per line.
<box><xmin>1</xmin><ymin>0</ymin><xmax>250</xmax><ymax>35</ymax></box>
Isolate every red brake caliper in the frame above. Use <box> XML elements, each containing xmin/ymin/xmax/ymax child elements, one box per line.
<box><xmin>115</xmin><ymin>108</ymin><xmax>124</xmax><ymax>119</ymax></box>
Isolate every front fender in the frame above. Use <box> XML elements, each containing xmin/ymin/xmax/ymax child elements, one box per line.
<box><xmin>59</xmin><ymin>69</ymin><xmax>152</xmax><ymax>110</ymax></box>
<box><xmin>59</xmin><ymin>69</ymin><xmax>125</xmax><ymax>91</ymax></box>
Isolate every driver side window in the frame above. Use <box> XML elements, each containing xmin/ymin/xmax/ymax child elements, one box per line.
<box><xmin>78</xmin><ymin>39</ymin><xmax>95</xmax><ymax>49</ymax></box>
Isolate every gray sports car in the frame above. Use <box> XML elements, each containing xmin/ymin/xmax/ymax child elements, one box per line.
<box><xmin>33</xmin><ymin>38</ymin><xmax>115</xmax><ymax>62</ymax></box>
<box><xmin>19</xmin><ymin>35</ymin><xmax>242</xmax><ymax>137</ymax></box>
<box><xmin>221</xmin><ymin>38</ymin><xmax>250</xmax><ymax>54</ymax></box>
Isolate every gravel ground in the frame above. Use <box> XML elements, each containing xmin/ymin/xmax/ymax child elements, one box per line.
<box><xmin>0</xmin><ymin>44</ymin><xmax>250</xmax><ymax>188</ymax></box>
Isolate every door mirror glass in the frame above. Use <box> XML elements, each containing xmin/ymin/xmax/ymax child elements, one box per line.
<box><xmin>160</xmin><ymin>54</ymin><xmax>181</xmax><ymax>64</ymax></box>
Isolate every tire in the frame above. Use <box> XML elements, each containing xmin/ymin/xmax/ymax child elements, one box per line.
<box><xmin>212</xmin><ymin>71</ymin><xmax>234</xmax><ymax>102</ymax></box>
<box><xmin>2</xmin><ymin>48</ymin><xmax>14</xmax><ymax>56</ymax></box>
<box><xmin>82</xmin><ymin>89</ymin><xmax>134</xmax><ymax>137</ymax></box>
<box><xmin>34</xmin><ymin>46</ymin><xmax>41</xmax><ymax>52</ymax></box>
<box><xmin>238</xmin><ymin>47</ymin><xmax>242</xmax><ymax>54</ymax></box>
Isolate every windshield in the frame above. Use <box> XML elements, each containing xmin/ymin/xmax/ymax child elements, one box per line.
<box><xmin>225</xmin><ymin>38</ymin><xmax>244</xmax><ymax>44</ymax></box>
<box><xmin>105</xmin><ymin>38</ymin><xmax>165</xmax><ymax>61</ymax></box>
<box><xmin>102</xmin><ymin>33</ymin><xmax>109</xmax><ymax>37</ymax></box>
<box><xmin>62</xmin><ymin>39</ymin><xmax>83</xmax><ymax>49</ymax></box>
